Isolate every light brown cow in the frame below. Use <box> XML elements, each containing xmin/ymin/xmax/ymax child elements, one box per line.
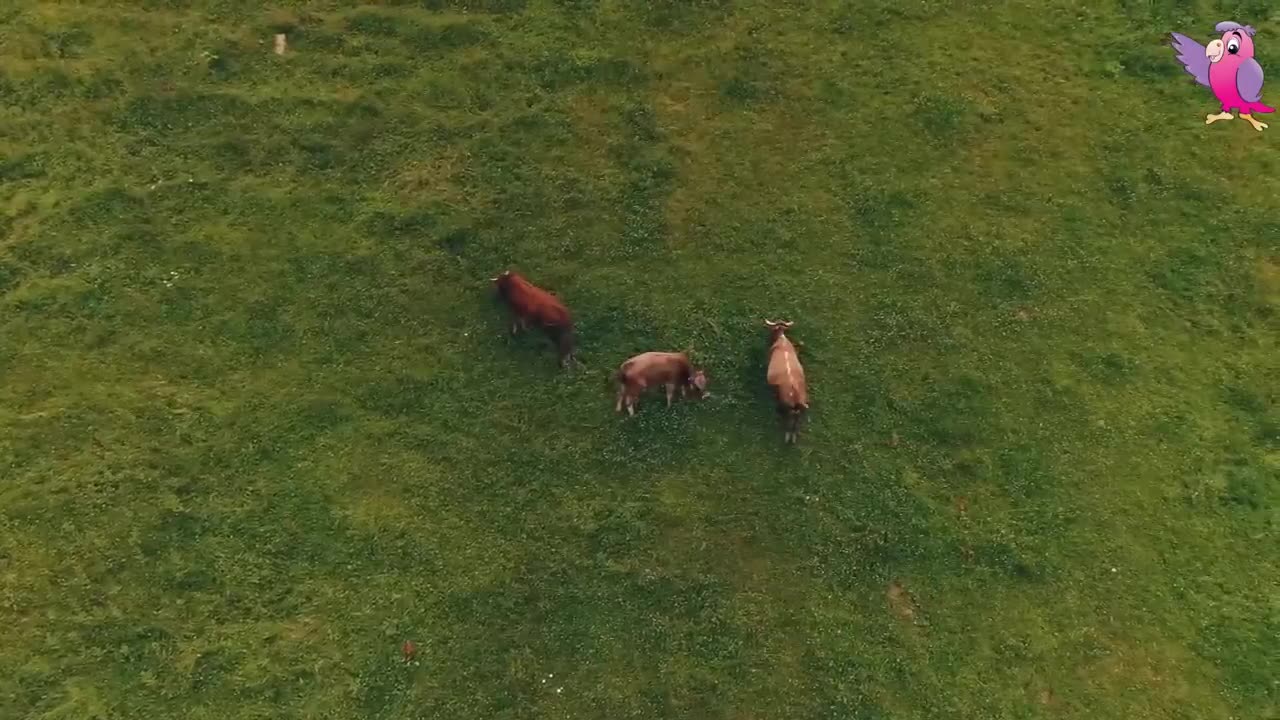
<box><xmin>764</xmin><ymin>320</ymin><xmax>808</xmax><ymax>443</ymax></box>
<box><xmin>613</xmin><ymin>352</ymin><xmax>709</xmax><ymax>416</ymax></box>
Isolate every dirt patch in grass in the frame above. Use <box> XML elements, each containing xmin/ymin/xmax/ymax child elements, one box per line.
<box><xmin>1034</xmin><ymin>685</ymin><xmax>1059</xmax><ymax>710</ymax></box>
<box><xmin>386</xmin><ymin>147</ymin><xmax>474</xmax><ymax>207</ymax></box>
<box><xmin>886</xmin><ymin>580</ymin><xmax>921</xmax><ymax>623</ymax></box>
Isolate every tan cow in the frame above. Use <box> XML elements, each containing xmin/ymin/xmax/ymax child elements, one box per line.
<box><xmin>613</xmin><ymin>352</ymin><xmax>708</xmax><ymax>416</ymax></box>
<box><xmin>764</xmin><ymin>320</ymin><xmax>808</xmax><ymax>443</ymax></box>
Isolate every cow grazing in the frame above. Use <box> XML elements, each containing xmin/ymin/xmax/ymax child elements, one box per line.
<box><xmin>613</xmin><ymin>351</ymin><xmax>709</xmax><ymax>416</ymax></box>
<box><xmin>764</xmin><ymin>320</ymin><xmax>808</xmax><ymax>443</ymax></box>
<box><xmin>491</xmin><ymin>270</ymin><xmax>576</xmax><ymax>368</ymax></box>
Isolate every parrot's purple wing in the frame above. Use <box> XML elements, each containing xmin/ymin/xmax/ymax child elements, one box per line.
<box><xmin>1238</xmin><ymin>58</ymin><xmax>1265</xmax><ymax>102</ymax></box>
<box><xmin>1170</xmin><ymin>32</ymin><xmax>1211</xmax><ymax>86</ymax></box>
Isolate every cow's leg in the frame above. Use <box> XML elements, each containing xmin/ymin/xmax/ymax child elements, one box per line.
<box><xmin>665</xmin><ymin>382</ymin><xmax>676</xmax><ymax>407</ymax></box>
<box><xmin>615</xmin><ymin>383</ymin><xmax>626</xmax><ymax>414</ymax></box>
<box><xmin>554</xmin><ymin>327</ymin><xmax>575</xmax><ymax>369</ymax></box>
<box><xmin>626</xmin><ymin>380</ymin><xmax>646</xmax><ymax>416</ymax></box>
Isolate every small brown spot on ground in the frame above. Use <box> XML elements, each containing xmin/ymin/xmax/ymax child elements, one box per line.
<box><xmin>274</xmin><ymin>33</ymin><xmax>287</xmax><ymax>55</ymax></box>
<box><xmin>887</xmin><ymin>432</ymin><xmax>900</xmax><ymax>448</ymax></box>
<box><xmin>887</xmin><ymin>580</ymin><xmax>920</xmax><ymax>622</ymax></box>
<box><xmin>954</xmin><ymin>496</ymin><xmax>968</xmax><ymax>517</ymax></box>
<box><xmin>1015</xmin><ymin>307</ymin><xmax>1036</xmax><ymax>321</ymax></box>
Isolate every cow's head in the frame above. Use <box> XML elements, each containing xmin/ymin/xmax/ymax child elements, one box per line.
<box><xmin>686</xmin><ymin>368</ymin><xmax>710</xmax><ymax>399</ymax></box>
<box><xmin>490</xmin><ymin>270</ymin><xmax>515</xmax><ymax>289</ymax></box>
<box><xmin>764</xmin><ymin>319</ymin><xmax>795</xmax><ymax>342</ymax></box>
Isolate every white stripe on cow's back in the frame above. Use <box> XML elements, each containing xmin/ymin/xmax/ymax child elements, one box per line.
<box><xmin>779</xmin><ymin>334</ymin><xmax>798</xmax><ymax>381</ymax></box>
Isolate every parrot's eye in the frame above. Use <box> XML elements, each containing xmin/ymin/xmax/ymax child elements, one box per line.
<box><xmin>1227</xmin><ymin>39</ymin><xmax>1240</xmax><ymax>54</ymax></box>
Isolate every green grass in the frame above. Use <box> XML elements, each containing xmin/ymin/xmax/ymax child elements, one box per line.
<box><xmin>2</xmin><ymin>0</ymin><xmax>1278</xmax><ymax>717</ymax></box>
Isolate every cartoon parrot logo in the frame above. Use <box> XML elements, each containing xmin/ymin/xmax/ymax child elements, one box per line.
<box><xmin>1170</xmin><ymin>21</ymin><xmax>1273</xmax><ymax>131</ymax></box>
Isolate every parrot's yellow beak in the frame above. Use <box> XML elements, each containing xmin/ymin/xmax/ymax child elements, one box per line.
<box><xmin>1205</xmin><ymin>39</ymin><xmax>1224</xmax><ymax>64</ymax></box>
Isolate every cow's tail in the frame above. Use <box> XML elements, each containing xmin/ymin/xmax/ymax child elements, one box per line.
<box><xmin>788</xmin><ymin>404</ymin><xmax>806</xmax><ymax>434</ymax></box>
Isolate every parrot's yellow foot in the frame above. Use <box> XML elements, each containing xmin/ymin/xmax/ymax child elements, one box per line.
<box><xmin>1206</xmin><ymin>112</ymin><xmax>1234</xmax><ymax>124</ymax></box>
<box><xmin>1241</xmin><ymin>114</ymin><xmax>1268</xmax><ymax>131</ymax></box>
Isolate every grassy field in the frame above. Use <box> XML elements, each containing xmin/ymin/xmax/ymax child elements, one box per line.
<box><xmin>2</xmin><ymin>0</ymin><xmax>1278</xmax><ymax>717</ymax></box>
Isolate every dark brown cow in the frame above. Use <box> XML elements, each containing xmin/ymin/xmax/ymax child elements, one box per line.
<box><xmin>613</xmin><ymin>351</ymin><xmax>708</xmax><ymax>416</ymax></box>
<box><xmin>764</xmin><ymin>320</ymin><xmax>808</xmax><ymax>443</ymax></box>
<box><xmin>491</xmin><ymin>270</ymin><xmax>576</xmax><ymax>368</ymax></box>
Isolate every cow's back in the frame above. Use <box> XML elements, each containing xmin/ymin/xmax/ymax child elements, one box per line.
<box><xmin>504</xmin><ymin>275</ymin><xmax>571</xmax><ymax>327</ymax></box>
<box><xmin>766</xmin><ymin>339</ymin><xmax>807</xmax><ymax>408</ymax></box>
<box><xmin>621</xmin><ymin>351</ymin><xmax>685</xmax><ymax>384</ymax></box>
<box><xmin>766</xmin><ymin>339</ymin><xmax>803</xmax><ymax>384</ymax></box>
